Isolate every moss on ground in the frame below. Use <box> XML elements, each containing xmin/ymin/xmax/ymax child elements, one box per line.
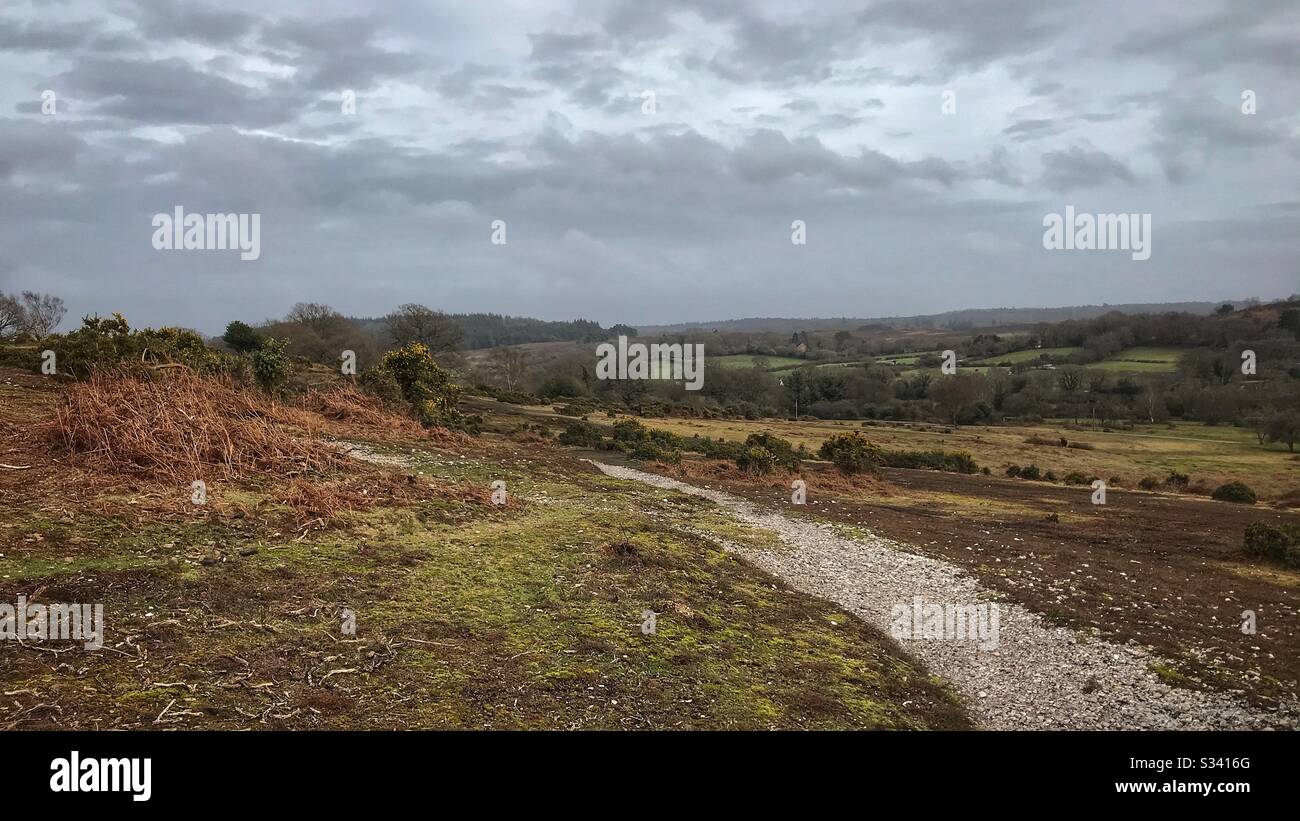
<box><xmin>1</xmin><ymin>434</ymin><xmax>971</xmax><ymax>730</ymax></box>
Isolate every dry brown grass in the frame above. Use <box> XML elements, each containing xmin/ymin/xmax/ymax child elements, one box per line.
<box><xmin>45</xmin><ymin>369</ymin><xmax>344</xmax><ymax>483</ymax></box>
<box><xmin>651</xmin><ymin>457</ymin><xmax>896</xmax><ymax>497</ymax></box>
<box><xmin>295</xmin><ymin>384</ymin><xmax>467</xmax><ymax>446</ymax></box>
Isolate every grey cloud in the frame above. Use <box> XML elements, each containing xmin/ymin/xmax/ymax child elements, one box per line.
<box><xmin>0</xmin><ymin>0</ymin><xmax>1297</xmax><ymax>330</ymax></box>
<box><xmin>126</xmin><ymin>1</ymin><xmax>257</xmax><ymax>46</ymax></box>
<box><xmin>0</xmin><ymin>18</ymin><xmax>97</xmax><ymax>50</ymax></box>
<box><xmin>1040</xmin><ymin>144</ymin><xmax>1137</xmax><ymax>191</ymax></box>
<box><xmin>57</xmin><ymin>56</ymin><xmax>303</xmax><ymax>127</ymax></box>
<box><xmin>1003</xmin><ymin>118</ymin><xmax>1062</xmax><ymax>142</ymax></box>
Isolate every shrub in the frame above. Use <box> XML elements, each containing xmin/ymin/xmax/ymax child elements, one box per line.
<box><xmin>611</xmin><ymin>419</ymin><xmax>650</xmax><ymax>447</ymax></box>
<box><xmin>742</xmin><ymin>433</ymin><xmax>801</xmax><ymax>470</ymax></box>
<box><xmin>1243</xmin><ymin>523</ymin><xmax>1300</xmax><ymax>567</ymax></box>
<box><xmin>882</xmin><ymin>449</ymin><xmax>978</xmax><ymax>474</ymax></box>
<box><xmin>1018</xmin><ymin>464</ymin><xmax>1042</xmax><ymax>480</ymax></box>
<box><xmin>222</xmin><ymin>320</ymin><xmax>264</xmax><ymax>354</ymax></box>
<box><xmin>250</xmin><ymin>337</ymin><xmax>291</xmax><ymax>393</ymax></box>
<box><xmin>358</xmin><ymin>366</ymin><xmax>403</xmax><ymax>405</ymax></box>
<box><xmin>364</xmin><ymin>342</ymin><xmax>461</xmax><ymax>427</ymax></box>
<box><xmin>1164</xmin><ymin>471</ymin><xmax>1190</xmax><ymax>491</ymax></box>
<box><xmin>45</xmin><ymin>313</ymin><xmax>241</xmax><ymax>380</ymax></box>
<box><xmin>1138</xmin><ymin>476</ymin><xmax>1160</xmax><ymax>490</ymax></box>
<box><xmin>818</xmin><ymin>431</ymin><xmax>883</xmax><ymax>475</ymax></box>
<box><xmin>630</xmin><ymin>439</ymin><xmax>680</xmax><ymax>463</ymax></box>
<box><xmin>681</xmin><ymin>436</ymin><xmax>744</xmax><ymax>461</ymax></box>
<box><xmin>736</xmin><ymin>446</ymin><xmax>778</xmax><ymax>474</ymax></box>
<box><xmin>1211</xmin><ymin>481</ymin><xmax>1257</xmax><ymax>504</ymax></box>
<box><xmin>539</xmin><ymin>374</ymin><xmax>584</xmax><ymax>399</ymax></box>
<box><xmin>558</xmin><ymin>420</ymin><xmax>603</xmax><ymax>447</ymax></box>
<box><xmin>1062</xmin><ymin>471</ymin><xmax>1091</xmax><ymax>485</ymax></box>
<box><xmin>1005</xmin><ymin>464</ymin><xmax>1021</xmax><ymax>478</ymax></box>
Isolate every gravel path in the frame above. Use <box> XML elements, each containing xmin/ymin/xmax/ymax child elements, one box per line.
<box><xmin>592</xmin><ymin>460</ymin><xmax>1298</xmax><ymax>730</ymax></box>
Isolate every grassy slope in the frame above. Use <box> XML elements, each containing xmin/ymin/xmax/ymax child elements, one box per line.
<box><xmin>0</xmin><ymin>371</ymin><xmax>968</xmax><ymax>730</ymax></box>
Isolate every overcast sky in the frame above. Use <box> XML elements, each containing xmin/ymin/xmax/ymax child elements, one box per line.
<box><xmin>1</xmin><ymin>0</ymin><xmax>1297</xmax><ymax>334</ymax></box>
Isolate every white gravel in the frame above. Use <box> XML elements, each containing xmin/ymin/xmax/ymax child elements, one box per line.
<box><xmin>592</xmin><ymin>460</ymin><xmax>1298</xmax><ymax>730</ymax></box>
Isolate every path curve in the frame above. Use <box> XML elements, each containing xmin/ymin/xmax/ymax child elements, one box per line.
<box><xmin>592</xmin><ymin>460</ymin><xmax>1297</xmax><ymax>730</ymax></box>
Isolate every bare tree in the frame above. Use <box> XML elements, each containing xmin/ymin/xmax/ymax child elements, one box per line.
<box><xmin>19</xmin><ymin>291</ymin><xmax>66</xmax><ymax>338</ymax></box>
<box><xmin>385</xmin><ymin>303</ymin><xmax>464</xmax><ymax>352</ymax></box>
<box><xmin>285</xmin><ymin>302</ymin><xmax>342</xmax><ymax>334</ymax></box>
<box><xmin>487</xmin><ymin>346</ymin><xmax>529</xmax><ymax>392</ymax></box>
<box><xmin>0</xmin><ymin>293</ymin><xmax>22</xmax><ymax>339</ymax></box>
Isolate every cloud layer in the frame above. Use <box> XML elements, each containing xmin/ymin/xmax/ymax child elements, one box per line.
<box><xmin>1</xmin><ymin>0</ymin><xmax>1297</xmax><ymax>333</ymax></box>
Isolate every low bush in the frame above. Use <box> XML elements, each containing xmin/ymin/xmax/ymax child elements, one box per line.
<box><xmin>883</xmin><ymin>449</ymin><xmax>978</xmax><ymax>474</ymax></box>
<box><xmin>1211</xmin><ymin>481</ymin><xmax>1257</xmax><ymax>504</ymax></box>
<box><xmin>736</xmin><ymin>446</ymin><xmax>778</xmax><ymax>474</ymax></box>
<box><xmin>363</xmin><ymin>343</ymin><xmax>462</xmax><ymax>428</ymax></box>
<box><xmin>44</xmin><ymin>313</ymin><xmax>244</xmax><ymax>380</ymax></box>
<box><xmin>558</xmin><ymin>420</ymin><xmax>604</xmax><ymax>447</ymax></box>
<box><xmin>818</xmin><ymin>432</ymin><xmax>883</xmax><ymax>475</ymax></box>
<box><xmin>1242</xmin><ymin>523</ymin><xmax>1300</xmax><ymax>567</ymax></box>
<box><xmin>742</xmin><ymin>433</ymin><xmax>802</xmax><ymax>470</ymax></box>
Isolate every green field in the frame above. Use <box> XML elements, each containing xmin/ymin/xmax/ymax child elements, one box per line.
<box><xmin>709</xmin><ymin>355</ymin><xmax>806</xmax><ymax>370</ymax></box>
<box><xmin>1092</xmin><ymin>347</ymin><xmax>1183</xmax><ymax>373</ymax></box>
<box><xmin>970</xmin><ymin>346</ymin><xmax>1082</xmax><ymax>365</ymax></box>
<box><xmin>877</xmin><ymin>350</ymin><xmax>941</xmax><ymax>365</ymax></box>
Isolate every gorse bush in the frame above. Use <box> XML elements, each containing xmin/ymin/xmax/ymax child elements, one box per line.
<box><xmin>1242</xmin><ymin>523</ymin><xmax>1300</xmax><ymax>568</ymax></box>
<box><xmin>250</xmin><ymin>337</ymin><xmax>290</xmax><ymax>393</ymax></box>
<box><xmin>680</xmin><ymin>436</ymin><xmax>745</xmax><ymax>462</ymax></box>
<box><xmin>818</xmin><ymin>432</ymin><xmax>883</xmax><ymax>475</ymax></box>
<box><xmin>363</xmin><ymin>342</ymin><xmax>461</xmax><ymax>427</ymax></box>
<box><xmin>736</xmin><ymin>445</ymin><xmax>778</xmax><ymax>474</ymax></box>
<box><xmin>882</xmin><ymin>449</ymin><xmax>977</xmax><ymax>474</ymax></box>
<box><xmin>1211</xmin><ymin>481</ymin><xmax>1257</xmax><ymax>504</ymax></box>
<box><xmin>557</xmin><ymin>420</ymin><xmax>603</xmax><ymax>447</ymax></box>
<box><xmin>1006</xmin><ymin>463</ymin><xmax>1042</xmax><ymax>480</ymax></box>
<box><xmin>742</xmin><ymin>433</ymin><xmax>802</xmax><ymax>470</ymax></box>
<box><xmin>609</xmin><ymin>418</ymin><xmax>683</xmax><ymax>461</ymax></box>
<box><xmin>44</xmin><ymin>313</ymin><xmax>242</xmax><ymax>379</ymax></box>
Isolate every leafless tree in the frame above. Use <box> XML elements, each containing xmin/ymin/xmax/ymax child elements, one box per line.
<box><xmin>385</xmin><ymin>303</ymin><xmax>464</xmax><ymax>352</ymax></box>
<box><xmin>487</xmin><ymin>346</ymin><xmax>529</xmax><ymax>392</ymax></box>
<box><xmin>18</xmin><ymin>291</ymin><xmax>66</xmax><ymax>338</ymax></box>
<box><xmin>285</xmin><ymin>302</ymin><xmax>342</xmax><ymax>334</ymax></box>
<box><xmin>0</xmin><ymin>293</ymin><xmax>22</xmax><ymax>339</ymax></box>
